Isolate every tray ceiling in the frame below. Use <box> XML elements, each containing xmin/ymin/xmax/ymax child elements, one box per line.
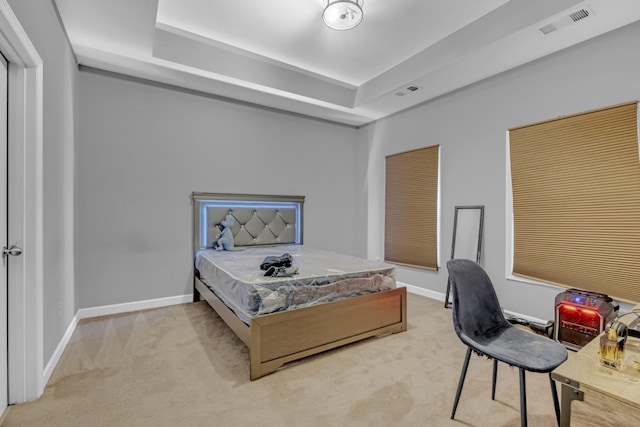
<box><xmin>55</xmin><ymin>0</ymin><xmax>640</xmax><ymax>126</ymax></box>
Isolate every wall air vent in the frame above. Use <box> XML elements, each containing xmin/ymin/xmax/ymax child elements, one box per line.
<box><xmin>538</xmin><ymin>6</ymin><xmax>593</xmax><ymax>36</ymax></box>
<box><xmin>394</xmin><ymin>85</ymin><xmax>421</xmax><ymax>97</ymax></box>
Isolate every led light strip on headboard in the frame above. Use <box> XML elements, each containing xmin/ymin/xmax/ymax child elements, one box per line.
<box><xmin>192</xmin><ymin>193</ymin><xmax>304</xmax><ymax>250</ymax></box>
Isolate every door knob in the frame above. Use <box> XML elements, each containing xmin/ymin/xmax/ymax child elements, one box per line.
<box><xmin>2</xmin><ymin>244</ymin><xmax>23</xmax><ymax>258</ymax></box>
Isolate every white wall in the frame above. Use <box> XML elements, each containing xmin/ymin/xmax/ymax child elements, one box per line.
<box><xmin>360</xmin><ymin>21</ymin><xmax>640</xmax><ymax>321</ymax></box>
<box><xmin>76</xmin><ymin>70</ymin><xmax>360</xmax><ymax>308</ymax></box>
<box><xmin>7</xmin><ymin>0</ymin><xmax>78</xmax><ymax>366</ymax></box>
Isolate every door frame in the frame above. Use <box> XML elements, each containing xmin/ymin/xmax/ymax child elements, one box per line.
<box><xmin>0</xmin><ymin>0</ymin><xmax>44</xmax><ymax>403</ymax></box>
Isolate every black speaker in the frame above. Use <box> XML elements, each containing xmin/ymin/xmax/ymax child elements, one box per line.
<box><xmin>554</xmin><ymin>288</ymin><xmax>617</xmax><ymax>351</ymax></box>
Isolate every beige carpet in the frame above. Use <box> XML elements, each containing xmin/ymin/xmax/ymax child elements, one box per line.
<box><xmin>2</xmin><ymin>293</ymin><xmax>561</xmax><ymax>426</ymax></box>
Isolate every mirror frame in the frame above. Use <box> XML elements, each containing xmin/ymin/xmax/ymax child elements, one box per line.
<box><xmin>445</xmin><ymin>205</ymin><xmax>485</xmax><ymax>308</ymax></box>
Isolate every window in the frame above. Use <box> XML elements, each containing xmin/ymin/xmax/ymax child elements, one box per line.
<box><xmin>385</xmin><ymin>145</ymin><xmax>440</xmax><ymax>270</ymax></box>
<box><xmin>508</xmin><ymin>101</ymin><xmax>640</xmax><ymax>303</ymax></box>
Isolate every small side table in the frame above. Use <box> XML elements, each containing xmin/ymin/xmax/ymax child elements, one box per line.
<box><xmin>552</xmin><ymin>304</ymin><xmax>640</xmax><ymax>427</ymax></box>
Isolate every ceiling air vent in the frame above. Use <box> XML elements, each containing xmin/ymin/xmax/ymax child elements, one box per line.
<box><xmin>394</xmin><ymin>85</ymin><xmax>421</xmax><ymax>97</ymax></box>
<box><xmin>539</xmin><ymin>23</ymin><xmax>558</xmax><ymax>35</ymax></box>
<box><xmin>569</xmin><ymin>8</ymin><xmax>590</xmax><ymax>22</ymax></box>
<box><xmin>538</xmin><ymin>6</ymin><xmax>593</xmax><ymax>36</ymax></box>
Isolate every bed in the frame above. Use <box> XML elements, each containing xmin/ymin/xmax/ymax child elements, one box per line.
<box><xmin>192</xmin><ymin>192</ymin><xmax>407</xmax><ymax>380</ymax></box>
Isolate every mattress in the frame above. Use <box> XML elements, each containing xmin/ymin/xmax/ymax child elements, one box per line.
<box><xmin>195</xmin><ymin>245</ymin><xmax>397</xmax><ymax>324</ymax></box>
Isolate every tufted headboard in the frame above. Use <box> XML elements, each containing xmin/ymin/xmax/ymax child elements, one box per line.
<box><xmin>192</xmin><ymin>192</ymin><xmax>304</xmax><ymax>251</ymax></box>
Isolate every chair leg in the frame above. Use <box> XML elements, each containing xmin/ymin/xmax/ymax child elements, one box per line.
<box><xmin>519</xmin><ymin>368</ymin><xmax>527</xmax><ymax>427</ymax></box>
<box><xmin>491</xmin><ymin>359</ymin><xmax>498</xmax><ymax>400</ymax></box>
<box><xmin>549</xmin><ymin>373</ymin><xmax>561</xmax><ymax>427</ymax></box>
<box><xmin>451</xmin><ymin>347</ymin><xmax>472</xmax><ymax>419</ymax></box>
<box><xmin>444</xmin><ymin>278</ymin><xmax>452</xmax><ymax>308</ymax></box>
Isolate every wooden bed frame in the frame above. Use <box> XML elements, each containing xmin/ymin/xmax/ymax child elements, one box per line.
<box><xmin>192</xmin><ymin>192</ymin><xmax>407</xmax><ymax>380</ymax></box>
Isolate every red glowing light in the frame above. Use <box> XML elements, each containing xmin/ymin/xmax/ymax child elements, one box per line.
<box><xmin>559</xmin><ymin>303</ymin><xmax>602</xmax><ymax>328</ymax></box>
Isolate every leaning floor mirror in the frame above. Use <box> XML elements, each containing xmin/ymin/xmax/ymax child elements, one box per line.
<box><xmin>445</xmin><ymin>205</ymin><xmax>484</xmax><ymax>308</ymax></box>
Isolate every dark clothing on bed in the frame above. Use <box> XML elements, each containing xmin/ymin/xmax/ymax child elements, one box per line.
<box><xmin>260</xmin><ymin>253</ymin><xmax>293</xmax><ymax>270</ymax></box>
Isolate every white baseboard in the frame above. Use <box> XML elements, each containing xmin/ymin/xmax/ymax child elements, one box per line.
<box><xmin>42</xmin><ymin>312</ymin><xmax>79</xmax><ymax>387</ymax></box>
<box><xmin>76</xmin><ymin>288</ymin><xmax>437</xmax><ymax>322</ymax></box>
<box><xmin>402</xmin><ymin>282</ymin><xmax>446</xmax><ymax>302</ymax></box>
<box><xmin>77</xmin><ymin>294</ymin><xmax>193</xmax><ymax>320</ymax></box>
<box><xmin>502</xmin><ymin>309</ymin><xmax>546</xmax><ymax>325</ymax></box>
<box><xmin>402</xmin><ymin>282</ymin><xmax>546</xmax><ymax>325</ymax></box>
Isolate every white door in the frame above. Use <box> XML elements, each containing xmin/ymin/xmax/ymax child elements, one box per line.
<box><xmin>0</xmin><ymin>52</ymin><xmax>8</xmax><ymax>417</ymax></box>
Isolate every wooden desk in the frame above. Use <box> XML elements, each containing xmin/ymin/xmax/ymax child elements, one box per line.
<box><xmin>552</xmin><ymin>305</ymin><xmax>640</xmax><ymax>427</ymax></box>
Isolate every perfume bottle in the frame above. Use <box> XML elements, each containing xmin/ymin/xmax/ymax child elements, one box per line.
<box><xmin>599</xmin><ymin>321</ymin><xmax>627</xmax><ymax>370</ymax></box>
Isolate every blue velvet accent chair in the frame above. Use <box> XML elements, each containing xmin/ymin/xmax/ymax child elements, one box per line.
<box><xmin>446</xmin><ymin>259</ymin><xmax>568</xmax><ymax>427</ymax></box>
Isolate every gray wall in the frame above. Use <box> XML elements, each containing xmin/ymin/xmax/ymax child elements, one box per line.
<box><xmin>76</xmin><ymin>70</ymin><xmax>359</xmax><ymax>308</ymax></box>
<box><xmin>7</xmin><ymin>0</ymin><xmax>79</xmax><ymax>363</ymax></box>
<box><xmin>360</xmin><ymin>21</ymin><xmax>640</xmax><ymax>320</ymax></box>
<box><xmin>76</xmin><ymin>21</ymin><xmax>640</xmax><ymax>317</ymax></box>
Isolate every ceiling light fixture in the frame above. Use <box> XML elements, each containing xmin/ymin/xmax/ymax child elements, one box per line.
<box><xmin>323</xmin><ymin>0</ymin><xmax>364</xmax><ymax>31</ymax></box>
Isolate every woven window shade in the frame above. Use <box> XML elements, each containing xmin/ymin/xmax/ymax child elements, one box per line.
<box><xmin>509</xmin><ymin>101</ymin><xmax>640</xmax><ymax>303</ymax></box>
<box><xmin>385</xmin><ymin>145</ymin><xmax>439</xmax><ymax>270</ymax></box>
